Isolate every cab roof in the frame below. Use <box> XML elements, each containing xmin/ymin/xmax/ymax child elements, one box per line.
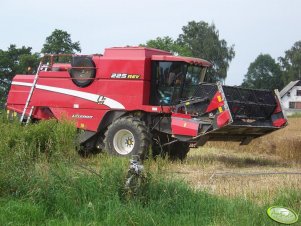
<box><xmin>151</xmin><ymin>55</ymin><xmax>212</xmax><ymax>67</ymax></box>
<box><xmin>104</xmin><ymin>47</ymin><xmax>212</xmax><ymax>67</ymax></box>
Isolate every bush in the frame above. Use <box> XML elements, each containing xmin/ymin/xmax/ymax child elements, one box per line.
<box><xmin>0</xmin><ymin>118</ymin><xmax>78</xmax><ymax>196</ymax></box>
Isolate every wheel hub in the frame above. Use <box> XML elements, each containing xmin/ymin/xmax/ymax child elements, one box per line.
<box><xmin>113</xmin><ymin>129</ymin><xmax>135</xmax><ymax>155</ymax></box>
<box><xmin>125</xmin><ymin>137</ymin><xmax>134</xmax><ymax>147</ymax></box>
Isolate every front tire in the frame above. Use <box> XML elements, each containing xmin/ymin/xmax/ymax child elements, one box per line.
<box><xmin>152</xmin><ymin>133</ymin><xmax>190</xmax><ymax>161</ymax></box>
<box><xmin>168</xmin><ymin>142</ymin><xmax>190</xmax><ymax>161</ymax></box>
<box><xmin>104</xmin><ymin>116</ymin><xmax>150</xmax><ymax>158</ymax></box>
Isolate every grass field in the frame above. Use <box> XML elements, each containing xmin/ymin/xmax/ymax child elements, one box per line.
<box><xmin>0</xmin><ymin>115</ymin><xmax>300</xmax><ymax>225</ymax></box>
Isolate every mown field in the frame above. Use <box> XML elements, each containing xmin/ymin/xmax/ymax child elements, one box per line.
<box><xmin>0</xmin><ymin>114</ymin><xmax>300</xmax><ymax>225</ymax></box>
<box><xmin>172</xmin><ymin>117</ymin><xmax>301</xmax><ymax>202</ymax></box>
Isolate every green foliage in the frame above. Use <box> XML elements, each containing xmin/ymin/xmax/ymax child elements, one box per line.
<box><xmin>142</xmin><ymin>21</ymin><xmax>235</xmax><ymax>82</ymax></box>
<box><xmin>178</xmin><ymin>21</ymin><xmax>235</xmax><ymax>82</ymax></box>
<box><xmin>0</xmin><ymin>44</ymin><xmax>40</xmax><ymax>81</ymax></box>
<box><xmin>0</xmin><ymin>118</ymin><xmax>78</xmax><ymax>197</ymax></box>
<box><xmin>41</xmin><ymin>29</ymin><xmax>81</xmax><ymax>54</ymax></box>
<box><xmin>287</xmin><ymin>112</ymin><xmax>301</xmax><ymax>118</ymax></box>
<box><xmin>243</xmin><ymin>40</ymin><xmax>301</xmax><ymax>89</ymax></box>
<box><xmin>0</xmin><ymin>79</ymin><xmax>9</xmax><ymax>108</ymax></box>
<box><xmin>241</xmin><ymin>54</ymin><xmax>284</xmax><ymax>90</ymax></box>
<box><xmin>142</xmin><ymin>36</ymin><xmax>174</xmax><ymax>52</ymax></box>
<box><xmin>0</xmin><ymin>45</ymin><xmax>39</xmax><ymax>107</ymax></box>
<box><xmin>279</xmin><ymin>40</ymin><xmax>301</xmax><ymax>84</ymax></box>
<box><xmin>0</xmin><ymin>29</ymin><xmax>80</xmax><ymax>106</ymax></box>
<box><xmin>141</xmin><ymin>36</ymin><xmax>192</xmax><ymax>56</ymax></box>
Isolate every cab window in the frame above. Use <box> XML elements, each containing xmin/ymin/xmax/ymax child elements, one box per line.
<box><xmin>150</xmin><ymin>61</ymin><xmax>187</xmax><ymax>105</ymax></box>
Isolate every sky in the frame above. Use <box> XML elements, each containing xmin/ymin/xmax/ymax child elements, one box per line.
<box><xmin>1</xmin><ymin>0</ymin><xmax>301</xmax><ymax>85</ymax></box>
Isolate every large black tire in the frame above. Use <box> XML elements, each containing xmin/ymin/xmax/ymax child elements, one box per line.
<box><xmin>152</xmin><ymin>133</ymin><xmax>190</xmax><ymax>161</ymax></box>
<box><xmin>168</xmin><ymin>142</ymin><xmax>190</xmax><ymax>161</ymax></box>
<box><xmin>104</xmin><ymin>116</ymin><xmax>150</xmax><ymax>159</ymax></box>
<box><xmin>78</xmin><ymin>136</ymin><xmax>100</xmax><ymax>157</ymax></box>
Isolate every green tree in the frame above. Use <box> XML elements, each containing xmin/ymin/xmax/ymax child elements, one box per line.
<box><xmin>141</xmin><ymin>36</ymin><xmax>192</xmax><ymax>56</ymax></box>
<box><xmin>177</xmin><ymin>21</ymin><xmax>235</xmax><ymax>82</ymax></box>
<box><xmin>143</xmin><ymin>21</ymin><xmax>235</xmax><ymax>82</ymax></box>
<box><xmin>0</xmin><ymin>45</ymin><xmax>39</xmax><ymax>107</ymax></box>
<box><xmin>41</xmin><ymin>29</ymin><xmax>81</xmax><ymax>54</ymax></box>
<box><xmin>0</xmin><ymin>78</ymin><xmax>10</xmax><ymax>107</ymax></box>
<box><xmin>279</xmin><ymin>40</ymin><xmax>301</xmax><ymax>84</ymax></box>
<box><xmin>241</xmin><ymin>54</ymin><xmax>283</xmax><ymax>90</ymax></box>
<box><xmin>142</xmin><ymin>21</ymin><xmax>234</xmax><ymax>82</ymax></box>
<box><xmin>0</xmin><ymin>44</ymin><xmax>39</xmax><ymax>81</ymax></box>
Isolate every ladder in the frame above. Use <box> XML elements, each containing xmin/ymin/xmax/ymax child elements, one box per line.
<box><xmin>20</xmin><ymin>61</ymin><xmax>43</xmax><ymax>124</ymax></box>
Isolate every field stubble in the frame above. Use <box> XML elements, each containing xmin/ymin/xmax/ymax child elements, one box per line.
<box><xmin>164</xmin><ymin>118</ymin><xmax>301</xmax><ymax>204</ymax></box>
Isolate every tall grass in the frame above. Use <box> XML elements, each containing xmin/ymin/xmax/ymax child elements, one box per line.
<box><xmin>0</xmin><ymin>116</ymin><xmax>300</xmax><ymax>225</ymax></box>
<box><xmin>0</xmin><ymin>116</ymin><xmax>78</xmax><ymax>197</ymax></box>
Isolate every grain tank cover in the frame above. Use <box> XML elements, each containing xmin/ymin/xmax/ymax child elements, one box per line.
<box><xmin>103</xmin><ymin>47</ymin><xmax>172</xmax><ymax>59</ymax></box>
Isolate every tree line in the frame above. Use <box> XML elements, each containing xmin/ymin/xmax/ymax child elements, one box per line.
<box><xmin>141</xmin><ymin>21</ymin><xmax>301</xmax><ymax>91</ymax></box>
<box><xmin>0</xmin><ymin>29</ymin><xmax>81</xmax><ymax>105</ymax></box>
<box><xmin>241</xmin><ymin>42</ymin><xmax>301</xmax><ymax>90</ymax></box>
<box><xmin>1</xmin><ymin>21</ymin><xmax>301</xmax><ymax>106</ymax></box>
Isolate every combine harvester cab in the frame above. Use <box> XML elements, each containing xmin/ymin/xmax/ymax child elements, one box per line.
<box><xmin>171</xmin><ymin>82</ymin><xmax>287</xmax><ymax>146</ymax></box>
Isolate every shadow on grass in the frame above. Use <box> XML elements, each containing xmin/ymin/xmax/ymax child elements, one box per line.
<box><xmin>187</xmin><ymin>154</ymin><xmax>288</xmax><ymax>168</ymax></box>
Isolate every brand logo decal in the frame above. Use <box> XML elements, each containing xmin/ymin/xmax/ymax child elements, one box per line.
<box><xmin>97</xmin><ymin>96</ymin><xmax>106</xmax><ymax>105</ymax></box>
<box><xmin>111</xmin><ymin>73</ymin><xmax>140</xmax><ymax>79</ymax></box>
<box><xmin>72</xmin><ymin>114</ymin><xmax>93</xmax><ymax>119</ymax></box>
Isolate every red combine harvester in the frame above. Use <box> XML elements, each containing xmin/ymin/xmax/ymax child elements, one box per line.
<box><xmin>6</xmin><ymin>47</ymin><xmax>287</xmax><ymax>160</ymax></box>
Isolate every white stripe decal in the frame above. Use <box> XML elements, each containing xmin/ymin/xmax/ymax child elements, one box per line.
<box><xmin>12</xmin><ymin>81</ymin><xmax>32</xmax><ymax>87</ymax></box>
<box><xmin>11</xmin><ymin>81</ymin><xmax>125</xmax><ymax>109</ymax></box>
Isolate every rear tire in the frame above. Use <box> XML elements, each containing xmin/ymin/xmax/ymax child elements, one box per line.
<box><xmin>104</xmin><ymin>116</ymin><xmax>150</xmax><ymax>159</ymax></box>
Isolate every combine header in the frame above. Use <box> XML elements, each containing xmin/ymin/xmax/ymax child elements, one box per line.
<box><xmin>6</xmin><ymin>47</ymin><xmax>287</xmax><ymax>160</ymax></box>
